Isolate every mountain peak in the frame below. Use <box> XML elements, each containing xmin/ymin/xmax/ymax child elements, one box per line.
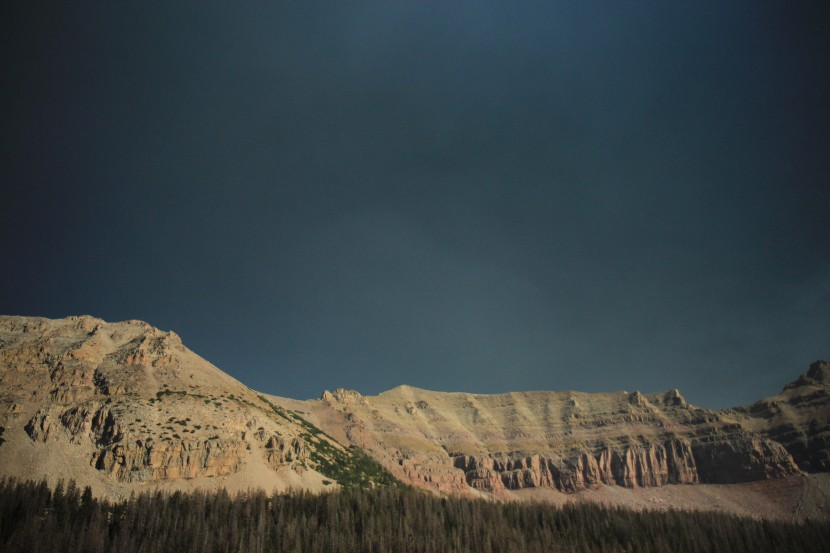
<box><xmin>807</xmin><ymin>360</ymin><xmax>830</xmax><ymax>382</ymax></box>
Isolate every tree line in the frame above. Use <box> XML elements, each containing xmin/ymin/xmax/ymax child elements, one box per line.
<box><xmin>0</xmin><ymin>477</ymin><xmax>828</xmax><ymax>553</ymax></box>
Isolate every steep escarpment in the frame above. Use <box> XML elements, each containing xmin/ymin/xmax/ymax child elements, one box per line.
<box><xmin>0</xmin><ymin>315</ymin><xmax>396</xmax><ymax>496</ymax></box>
<box><xmin>451</xmin><ymin>437</ymin><xmax>698</xmax><ymax>493</ymax></box>
<box><xmin>294</xmin><ymin>379</ymin><xmax>814</xmax><ymax>497</ymax></box>
<box><xmin>2</xmin><ymin>315</ymin><xmax>828</xmax><ymax>518</ymax></box>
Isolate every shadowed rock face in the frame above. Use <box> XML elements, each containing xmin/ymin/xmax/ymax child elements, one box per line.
<box><xmin>305</xmin><ymin>369</ymin><xmax>827</xmax><ymax>496</ymax></box>
<box><xmin>732</xmin><ymin>360</ymin><xmax>830</xmax><ymax>473</ymax></box>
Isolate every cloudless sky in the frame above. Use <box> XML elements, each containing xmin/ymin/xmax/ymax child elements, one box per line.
<box><xmin>2</xmin><ymin>2</ymin><xmax>828</xmax><ymax>408</ymax></box>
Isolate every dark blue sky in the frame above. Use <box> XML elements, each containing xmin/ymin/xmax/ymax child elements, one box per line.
<box><xmin>3</xmin><ymin>2</ymin><xmax>828</xmax><ymax>408</ymax></box>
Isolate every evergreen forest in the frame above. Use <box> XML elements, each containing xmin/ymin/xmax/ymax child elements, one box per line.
<box><xmin>1</xmin><ymin>477</ymin><xmax>828</xmax><ymax>553</ymax></box>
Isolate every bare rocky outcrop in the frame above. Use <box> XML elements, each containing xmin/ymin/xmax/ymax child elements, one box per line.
<box><xmin>459</xmin><ymin>439</ymin><xmax>763</xmax><ymax>492</ymax></box>
<box><xmin>118</xmin><ymin>331</ymin><xmax>183</xmax><ymax>369</ymax></box>
<box><xmin>91</xmin><ymin>438</ymin><xmax>247</xmax><ymax>482</ymax></box>
<box><xmin>398</xmin><ymin>456</ymin><xmax>469</xmax><ymax>492</ymax></box>
<box><xmin>445</xmin><ymin>435</ymin><xmax>799</xmax><ymax>494</ymax></box>
<box><xmin>305</xmin><ymin>373</ymin><xmax>822</xmax><ymax>497</ymax></box>
<box><xmin>321</xmin><ymin>388</ymin><xmax>368</xmax><ymax>406</ymax></box>
<box><xmin>0</xmin><ymin>315</ymin><xmax>360</xmax><ymax>492</ymax></box>
<box><xmin>691</xmin><ymin>436</ymin><xmax>799</xmax><ymax>483</ymax></box>
<box><xmin>252</xmin><ymin>427</ymin><xmax>310</xmax><ymax>469</ymax></box>
<box><xmin>24</xmin><ymin>408</ymin><xmax>57</xmax><ymax>442</ymax></box>
<box><xmin>2</xmin><ymin>315</ymin><xmax>829</xmax><ymax>515</ymax></box>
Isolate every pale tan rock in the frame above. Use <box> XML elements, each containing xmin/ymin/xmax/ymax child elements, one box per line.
<box><xmin>2</xmin><ymin>314</ymin><xmax>828</xmax><ymax>521</ymax></box>
<box><xmin>0</xmin><ymin>315</ymin><xmax>333</xmax><ymax>497</ymax></box>
<box><xmin>296</xmin><ymin>379</ymin><xmax>811</xmax><ymax>497</ymax></box>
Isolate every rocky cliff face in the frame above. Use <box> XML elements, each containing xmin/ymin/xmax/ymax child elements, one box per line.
<box><xmin>0</xmin><ymin>315</ymin><xmax>391</xmax><ymax>495</ymax></box>
<box><xmin>450</xmin><ymin>437</ymin><xmax>704</xmax><ymax>493</ymax></box>
<box><xmin>299</xmin><ymin>378</ymin><xmax>816</xmax><ymax>496</ymax></box>
<box><xmin>1</xmin><ymin>315</ymin><xmax>827</xmax><ymax>509</ymax></box>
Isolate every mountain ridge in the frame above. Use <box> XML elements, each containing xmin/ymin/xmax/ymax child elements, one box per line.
<box><xmin>1</xmin><ymin>315</ymin><xmax>828</xmax><ymax>520</ymax></box>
